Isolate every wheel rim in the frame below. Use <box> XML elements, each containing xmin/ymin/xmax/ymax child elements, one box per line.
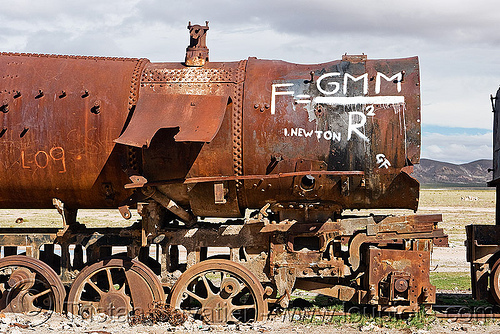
<box><xmin>0</xmin><ymin>255</ymin><xmax>66</xmax><ymax>314</ymax></box>
<box><xmin>67</xmin><ymin>257</ymin><xmax>164</xmax><ymax>319</ymax></box>
<box><xmin>491</xmin><ymin>259</ymin><xmax>500</xmax><ymax>304</ymax></box>
<box><xmin>169</xmin><ymin>259</ymin><xmax>267</xmax><ymax>324</ymax></box>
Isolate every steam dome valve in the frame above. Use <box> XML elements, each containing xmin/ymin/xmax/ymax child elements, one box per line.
<box><xmin>185</xmin><ymin>21</ymin><xmax>209</xmax><ymax>67</ymax></box>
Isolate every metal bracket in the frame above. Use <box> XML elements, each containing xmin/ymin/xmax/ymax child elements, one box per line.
<box><xmin>125</xmin><ymin>175</ymin><xmax>148</xmax><ymax>189</ymax></box>
<box><xmin>118</xmin><ymin>205</ymin><xmax>132</xmax><ymax>219</ymax></box>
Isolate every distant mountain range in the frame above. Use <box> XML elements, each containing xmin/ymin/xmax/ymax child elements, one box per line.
<box><xmin>412</xmin><ymin>159</ymin><xmax>492</xmax><ymax>187</ymax></box>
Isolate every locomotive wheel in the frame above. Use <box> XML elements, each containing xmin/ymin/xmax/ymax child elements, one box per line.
<box><xmin>67</xmin><ymin>257</ymin><xmax>164</xmax><ymax>319</ymax></box>
<box><xmin>0</xmin><ymin>255</ymin><xmax>66</xmax><ymax>314</ymax></box>
<box><xmin>169</xmin><ymin>259</ymin><xmax>267</xmax><ymax>324</ymax></box>
<box><xmin>491</xmin><ymin>258</ymin><xmax>500</xmax><ymax>304</ymax></box>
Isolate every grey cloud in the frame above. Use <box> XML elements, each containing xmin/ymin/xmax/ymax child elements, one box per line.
<box><xmin>23</xmin><ymin>30</ymin><xmax>125</xmax><ymax>56</ymax></box>
<box><xmin>132</xmin><ymin>0</ymin><xmax>500</xmax><ymax>47</ymax></box>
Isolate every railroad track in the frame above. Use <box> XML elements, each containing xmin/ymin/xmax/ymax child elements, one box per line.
<box><xmin>263</xmin><ymin>305</ymin><xmax>500</xmax><ymax>323</ymax></box>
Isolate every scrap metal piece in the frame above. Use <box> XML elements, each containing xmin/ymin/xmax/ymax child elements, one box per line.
<box><xmin>143</xmin><ymin>187</ymin><xmax>196</xmax><ymax>225</ymax></box>
<box><xmin>125</xmin><ymin>175</ymin><xmax>148</xmax><ymax>189</ymax></box>
<box><xmin>115</xmin><ymin>94</ymin><xmax>229</xmax><ymax>147</ymax></box>
<box><xmin>367</xmin><ymin>248</ymin><xmax>435</xmax><ymax>313</ymax></box>
<box><xmin>118</xmin><ymin>205</ymin><xmax>132</xmax><ymax>219</ymax></box>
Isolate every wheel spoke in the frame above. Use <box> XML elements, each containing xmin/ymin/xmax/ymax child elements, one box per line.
<box><xmin>185</xmin><ymin>309</ymin><xmax>201</xmax><ymax>316</ymax></box>
<box><xmin>19</xmin><ymin>294</ymin><xmax>40</xmax><ymax>313</ymax></box>
<box><xmin>230</xmin><ymin>304</ymin><xmax>256</xmax><ymax>311</ymax></box>
<box><xmin>184</xmin><ymin>289</ymin><xmax>206</xmax><ymax>303</ymax></box>
<box><xmin>30</xmin><ymin>288</ymin><xmax>51</xmax><ymax>300</ymax></box>
<box><xmin>106</xmin><ymin>268</ymin><xmax>114</xmax><ymax>291</ymax></box>
<box><xmin>226</xmin><ymin>302</ymin><xmax>257</xmax><ymax>324</ymax></box>
<box><xmin>117</xmin><ymin>282</ymin><xmax>127</xmax><ymax>294</ymax></box>
<box><xmin>201</xmin><ymin>274</ymin><xmax>214</xmax><ymax>297</ymax></box>
<box><xmin>86</xmin><ymin>278</ymin><xmax>105</xmax><ymax>297</ymax></box>
<box><xmin>228</xmin><ymin>314</ymin><xmax>241</xmax><ymax>324</ymax></box>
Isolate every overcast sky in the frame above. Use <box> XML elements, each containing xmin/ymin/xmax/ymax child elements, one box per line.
<box><xmin>0</xmin><ymin>0</ymin><xmax>498</xmax><ymax>164</ymax></box>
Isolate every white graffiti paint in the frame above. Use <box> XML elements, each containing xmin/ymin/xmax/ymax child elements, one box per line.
<box><xmin>270</xmin><ymin>83</ymin><xmax>294</xmax><ymax>115</ymax></box>
<box><xmin>272</xmin><ymin>70</ymin><xmax>406</xmax><ymax>143</ymax></box>
<box><xmin>316</xmin><ymin>71</ymin><xmax>400</xmax><ymax>96</ymax></box>
<box><xmin>314</xmin><ymin>73</ymin><xmax>370</xmax><ymax>95</ymax></box>
<box><xmin>348</xmin><ymin>111</ymin><xmax>368</xmax><ymax>142</ymax></box>
<box><xmin>366</xmin><ymin>105</ymin><xmax>376</xmax><ymax>116</ymax></box>
<box><xmin>376</xmin><ymin>154</ymin><xmax>391</xmax><ymax>169</ymax></box>
<box><xmin>283</xmin><ymin>110</ymin><xmax>368</xmax><ymax>142</ymax></box>
<box><xmin>375</xmin><ymin>72</ymin><xmax>402</xmax><ymax>94</ymax></box>
<box><xmin>343</xmin><ymin>73</ymin><xmax>369</xmax><ymax>95</ymax></box>
<box><xmin>270</xmin><ymin>70</ymin><xmax>405</xmax><ymax>115</ymax></box>
<box><xmin>314</xmin><ymin>96</ymin><xmax>404</xmax><ymax>105</ymax></box>
<box><xmin>284</xmin><ymin>128</ymin><xmax>342</xmax><ymax>142</ymax></box>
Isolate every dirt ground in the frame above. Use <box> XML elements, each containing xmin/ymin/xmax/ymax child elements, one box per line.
<box><xmin>0</xmin><ymin>188</ymin><xmax>496</xmax><ymax>333</ymax></box>
<box><xmin>3</xmin><ymin>312</ymin><xmax>500</xmax><ymax>334</ymax></box>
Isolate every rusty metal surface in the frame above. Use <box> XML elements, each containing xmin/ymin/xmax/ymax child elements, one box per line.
<box><xmin>0</xmin><ymin>255</ymin><xmax>66</xmax><ymax>313</ymax></box>
<box><xmin>169</xmin><ymin>259</ymin><xmax>268</xmax><ymax>323</ymax></box>
<box><xmin>466</xmin><ymin>224</ymin><xmax>500</xmax><ymax>301</ymax></box>
<box><xmin>131</xmin><ymin>60</ymin><xmax>245</xmax><ymax>217</ymax></box>
<box><xmin>0</xmin><ymin>24</ymin><xmax>449</xmax><ymax>318</ymax></box>
<box><xmin>185</xmin><ymin>21</ymin><xmax>209</xmax><ymax>67</ymax></box>
<box><xmin>367</xmin><ymin>248</ymin><xmax>435</xmax><ymax>313</ymax></box>
<box><xmin>129</xmin><ymin>302</ymin><xmax>187</xmax><ymax>326</ymax></box>
<box><xmin>242</xmin><ymin>56</ymin><xmax>421</xmax><ymax>214</ymax></box>
<box><xmin>114</xmin><ymin>52</ymin><xmax>421</xmax><ymax>219</ymax></box>
<box><xmin>0</xmin><ymin>49</ymin><xmax>421</xmax><ymax>218</ymax></box>
<box><xmin>115</xmin><ymin>94</ymin><xmax>229</xmax><ymax>147</ymax></box>
<box><xmin>0</xmin><ymin>208</ymin><xmax>446</xmax><ymax>316</ymax></box>
<box><xmin>67</xmin><ymin>257</ymin><xmax>165</xmax><ymax>318</ymax></box>
<box><xmin>0</xmin><ymin>53</ymin><xmax>147</xmax><ymax>209</ymax></box>
<box><xmin>468</xmin><ymin>88</ymin><xmax>500</xmax><ymax>304</ymax></box>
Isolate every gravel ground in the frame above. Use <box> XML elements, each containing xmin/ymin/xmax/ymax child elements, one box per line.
<box><xmin>2</xmin><ymin>310</ymin><xmax>500</xmax><ymax>334</ymax></box>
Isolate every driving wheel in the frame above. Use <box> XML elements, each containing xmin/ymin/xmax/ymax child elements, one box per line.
<box><xmin>0</xmin><ymin>255</ymin><xmax>66</xmax><ymax>314</ymax></box>
<box><xmin>67</xmin><ymin>257</ymin><xmax>164</xmax><ymax>319</ymax></box>
<box><xmin>169</xmin><ymin>259</ymin><xmax>267</xmax><ymax>324</ymax></box>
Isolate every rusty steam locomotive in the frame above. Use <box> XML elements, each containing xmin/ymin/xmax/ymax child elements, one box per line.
<box><xmin>0</xmin><ymin>22</ymin><xmax>450</xmax><ymax>322</ymax></box>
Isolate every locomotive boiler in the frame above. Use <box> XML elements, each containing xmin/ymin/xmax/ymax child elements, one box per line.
<box><xmin>0</xmin><ymin>22</ymin><xmax>447</xmax><ymax>322</ymax></box>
